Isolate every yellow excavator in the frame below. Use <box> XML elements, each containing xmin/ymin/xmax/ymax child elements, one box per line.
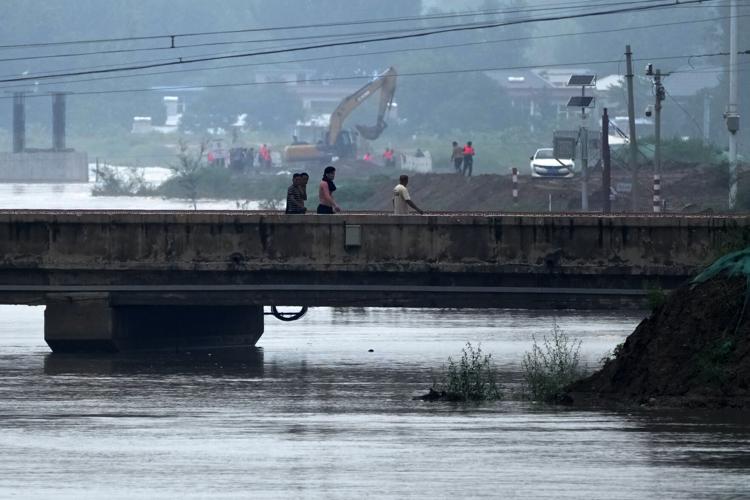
<box><xmin>283</xmin><ymin>66</ymin><xmax>397</xmax><ymax>165</ymax></box>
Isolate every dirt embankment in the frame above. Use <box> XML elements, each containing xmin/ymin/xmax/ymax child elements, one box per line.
<box><xmin>566</xmin><ymin>276</ymin><xmax>750</xmax><ymax>409</ymax></box>
<box><xmin>349</xmin><ymin>163</ymin><xmax>748</xmax><ymax>212</ymax></box>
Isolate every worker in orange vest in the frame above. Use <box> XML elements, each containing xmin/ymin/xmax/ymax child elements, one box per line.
<box><xmin>462</xmin><ymin>141</ymin><xmax>475</xmax><ymax>177</ymax></box>
<box><xmin>383</xmin><ymin>148</ymin><xmax>395</xmax><ymax>167</ymax></box>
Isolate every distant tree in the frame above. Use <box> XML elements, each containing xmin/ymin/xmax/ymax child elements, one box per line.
<box><xmin>180</xmin><ymin>85</ymin><xmax>303</xmax><ymax>134</ymax></box>
<box><xmin>398</xmin><ymin>71</ymin><xmax>517</xmax><ymax>133</ymax></box>
<box><xmin>170</xmin><ymin>140</ymin><xmax>206</xmax><ymax>210</ymax></box>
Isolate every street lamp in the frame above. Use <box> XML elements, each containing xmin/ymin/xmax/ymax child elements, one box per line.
<box><xmin>566</xmin><ymin>74</ymin><xmax>596</xmax><ymax>211</ymax></box>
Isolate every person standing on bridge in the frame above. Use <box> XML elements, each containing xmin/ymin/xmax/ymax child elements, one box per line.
<box><xmin>299</xmin><ymin>172</ymin><xmax>309</xmax><ymax>206</ymax></box>
<box><xmin>285</xmin><ymin>173</ymin><xmax>307</xmax><ymax>214</ymax></box>
<box><xmin>317</xmin><ymin>166</ymin><xmax>341</xmax><ymax>214</ymax></box>
<box><xmin>451</xmin><ymin>141</ymin><xmax>463</xmax><ymax>173</ymax></box>
<box><xmin>462</xmin><ymin>141</ymin><xmax>475</xmax><ymax>177</ymax></box>
<box><xmin>393</xmin><ymin>175</ymin><xmax>424</xmax><ymax>215</ymax></box>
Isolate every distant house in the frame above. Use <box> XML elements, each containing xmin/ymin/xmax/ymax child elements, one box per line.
<box><xmin>486</xmin><ymin>67</ymin><xmax>598</xmax><ymax>128</ymax></box>
<box><xmin>132</xmin><ymin>96</ymin><xmax>184</xmax><ymax>134</ymax></box>
<box><xmin>596</xmin><ymin>66</ymin><xmax>721</xmax><ymax>140</ymax></box>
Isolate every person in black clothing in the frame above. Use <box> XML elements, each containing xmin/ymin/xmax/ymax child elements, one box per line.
<box><xmin>299</xmin><ymin>172</ymin><xmax>309</xmax><ymax>206</ymax></box>
<box><xmin>285</xmin><ymin>173</ymin><xmax>307</xmax><ymax>214</ymax></box>
<box><xmin>317</xmin><ymin>166</ymin><xmax>341</xmax><ymax>214</ymax></box>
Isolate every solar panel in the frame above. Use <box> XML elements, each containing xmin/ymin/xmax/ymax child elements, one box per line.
<box><xmin>567</xmin><ymin>96</ymin><xmax>595</xmax><ymax>108</ymax></box>
<box><xmin>568</xmin><ymin>75</ymin><xmax>596</xmax><ymax>86</ymax></box>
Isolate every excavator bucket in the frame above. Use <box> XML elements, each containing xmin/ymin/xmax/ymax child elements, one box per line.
<box><xmin>356</xmin><ymin>122</ymin><xmax>387</xmax><ymax>141</ymax></box>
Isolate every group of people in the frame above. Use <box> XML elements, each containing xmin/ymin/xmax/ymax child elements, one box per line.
<box><xmin>284</xmin><ymin>166</ymin><xmax>342</xmax><ymax>215</ymax></box>
<box><xmin>285</xmin><ymin>166</ymin><xmax>423</xmax><ymax>215</ymax></box>
<box><xmin>451</xmin><ymin>140</ymin><xmax>476</xmax><ymax>177</ymax></box>
<box><xmin>225</xmin><ymin>144</ymin><xmax>273</xmax><ymax>171</ymax></box>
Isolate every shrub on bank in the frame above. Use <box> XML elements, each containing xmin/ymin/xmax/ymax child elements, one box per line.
<box><xmin>522</xmin><ymin>324</ymin><xmax>583</xmax><ymax>403</ymax></box>
<box><xmin>92</xmin><ymin>165</ymin><xmax>154</xmax><ymax>196</ymax></box>
<box><xmin>431</xmin><ymin>342</ymin><xmax>503</xmax><ymax>402</ymax></box>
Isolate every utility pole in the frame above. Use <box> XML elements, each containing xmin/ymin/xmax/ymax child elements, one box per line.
<box><xmin>703</xmin><ymin>92</ymin><xmax>711</xmax><ymax>145</ymax></box>
<box><xmin>602</xmin><ymin>108</ymin><xmax>611</xmax><ymax>214</ymax></box>
<box><xmin>625</xmin><ymin>45</ymin><xmax>639</xmax><ymax>211</ymax></box>
<box><xmin>580</xmin><ymin>87</ymin><xmax>589</xmax><ymax>211</ymax></box>
<box><xmin>566</xmin><ymin>74</ymin><xmax>596</xmax><ymax>211</ymax></box>
<box><xmin>727</xmin><ymin>0</ymin><xmax>740</xmax><ymax>209</ymax></box>
<box><xmin>650</xmin><ymin>68</ymin><xmax>665</xmax><ymax>213</ymax></box>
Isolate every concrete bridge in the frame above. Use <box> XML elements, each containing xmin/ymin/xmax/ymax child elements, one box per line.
<box><xmin>0</xmin><ymin>210</ymin><xmax>746</xmax><ymax>352</ymax></box>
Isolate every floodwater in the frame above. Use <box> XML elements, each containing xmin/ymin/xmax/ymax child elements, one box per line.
<box><xmin>2</xmin><ymin>307</ymin><xmax>750</xmax><ymax>499</ymax></box>
<box><xmin>1</xmin><ymin>174</ymin><xmax>750</xmax><ymax>499</ymax></box>
<box><xmin>0</xmin><ymin>166</ymin><xmax>259</xmax><ymax>210</ymax></box>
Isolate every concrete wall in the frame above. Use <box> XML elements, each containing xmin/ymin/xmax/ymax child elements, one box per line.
<box><xmin>0</xmin><ymin>151</ymin><xmax>88</xmax><ymax>182</ymax></box>
<box><xmin>0</xmin><ymin>211</ymin><xmax>747</xmax><ymax>308</ymax></box>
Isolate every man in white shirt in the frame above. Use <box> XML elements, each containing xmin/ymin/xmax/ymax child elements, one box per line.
<box><xmin>392</xmin><ymin>175</ymin><xmax>424</xmax><ymax>215</ymax></box>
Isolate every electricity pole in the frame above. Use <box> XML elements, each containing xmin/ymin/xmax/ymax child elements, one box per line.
<box><xmin>602</xmin><ymin>108</ymin><xmax>611</xmax><ymax>214</ymax></box>
<box><xmin>580</xmin><ymin>86</ymin><xmax>589</xmax><ymax>211</ymax></box>
<box><xmin>727</xmin><ymin>0</ymin><xmax>740</xmax><ymax>209</ymax></box>
<box><xmin>651</xmin><ymin>68</ymin><xmax>665</xmax><ymax>213</ymax></box>
<box><xmin>625</xmin><ymin>45</ymin><xmax>639</xmax><ymax>211</ymax></box>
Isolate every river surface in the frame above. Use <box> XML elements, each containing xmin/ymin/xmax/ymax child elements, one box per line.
<box><xmin>1</xmin><ymin>175</ymin><xmax>749</xmax><ymax>499</ymax></box>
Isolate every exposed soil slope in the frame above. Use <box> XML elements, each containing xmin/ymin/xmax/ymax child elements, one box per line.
<box><xmin>351</xmin><ymin>164</ymin><xmax>749</xmax><ymax>212</ymax></box>
<box><xmin>566</xmin><ymin>276</ymin><xmax>750</xmax><ymax>409</ymax></box>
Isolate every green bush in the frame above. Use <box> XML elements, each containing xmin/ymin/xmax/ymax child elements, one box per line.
<box><xmin>695</xmin><ymin>338</ymin><xmax>735</xmax><ymax>386</ymax></box>
<box><xmin>522</xmin><ymin>324</ymin><xmax>583</xmax><ymax>403</ymax></box>
<box><xmin>92</xmin><ymin>165</ymin><xmax>153</xmax><ymax>196</ymax></box>
<box><xmin>434</xmin><ymin>342</ymin><xmax>502</xmax><ymax>402</ymax></box>
<box><xmin>640</xmin><ymin>137</ymin><xmax>722</xmax><ymax>166</ymax></box>
<box><xmin>645</xmin><ymin>284</ymin><xmax>668</xmax><ymax>310</ymax></box>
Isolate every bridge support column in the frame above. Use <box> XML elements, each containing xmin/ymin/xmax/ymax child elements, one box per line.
<box><xmin>44</xmin><ymin>294</ymin><xmax>264</xmax><ymax>353</ymax></box>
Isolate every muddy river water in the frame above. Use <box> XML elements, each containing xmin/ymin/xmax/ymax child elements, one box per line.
<box><xmin>0</xmin><ymin>178</ymin><xmax>749</xmax><ymax>498</ymax></box>
<box><xmin>1</xmin><ymin>306</ymin><xmax>749</xmax><ymax>499</ymax></box>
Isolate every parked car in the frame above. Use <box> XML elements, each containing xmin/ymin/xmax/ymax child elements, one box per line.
<box><xmin>529</xmin><ymin>148</ymin><xmax>575</xmax><ymax>178</ymax></box>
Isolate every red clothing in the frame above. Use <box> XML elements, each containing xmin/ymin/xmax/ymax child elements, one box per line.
<box><xmin>463</xmin><ymin>145</ymin><xmax>475</xmax><ymax>156</ymax></box>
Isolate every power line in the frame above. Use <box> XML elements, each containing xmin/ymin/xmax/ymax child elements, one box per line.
<box><xmin>665</xmin><ymin>89</ymin><xmax>705</xmax><ymax>136</ymax></box>
<box><xmin>0</xmin><ymin>0</ymin><xmax>698</xmax><ymax>66</ymax></box>
<box><xmin>4</xmin><ymin>49</ymin><xmax>744</xmax><ymax>100</ymax></box>
<box><xmin>5</xmin><ymin>9</ymin><xmax>739</xmax><ymax>82</ymax></box>
<box><xmin>2</xmin><ymin>13</ymin><xmax>742</xmax><ymax>91</ymax></box>
<box><xmin>0</xmin><ymin>0</ymin><xmax>675</xmax><ymax>51</ymax></box>
<box><xmin>0</xmin><ymin>0</ymin><xmax>722</xmax><ymax>85</ymax></box>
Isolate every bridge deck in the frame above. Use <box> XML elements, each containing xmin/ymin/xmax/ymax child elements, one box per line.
<box><xmin>0</xmin><ymin>210</ymin><xmax>746</xmax><ymax>309</ymax></box>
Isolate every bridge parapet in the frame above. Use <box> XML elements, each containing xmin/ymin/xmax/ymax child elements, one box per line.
<box><xmin>2</xmin><ymin>210</ymin><xmax>747</xmax><ymax>352</ymax></box>
<box><xmin>0</xmin><ymin>211</ymin><xmax>745</xmax><ymax>278</ymax></box>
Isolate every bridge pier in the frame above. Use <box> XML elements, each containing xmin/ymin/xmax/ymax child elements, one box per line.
<box><xmin>44</xmin><ymin>294</ymin><xmax>264</xmax><ymax>353</ymax></box>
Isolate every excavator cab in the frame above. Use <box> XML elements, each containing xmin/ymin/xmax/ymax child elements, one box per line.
<box><xmin>332</xmin><ymin>130</ymin><xmax>356</xmax><ymax>160</ymax></box>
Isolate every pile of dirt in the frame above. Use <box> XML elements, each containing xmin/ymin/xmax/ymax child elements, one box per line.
<box><xmin>565</xmin><ymin>275</ymin><xmax>750</xmax><ymax>409</ymax></box>
<box><xmin>350</xmin><ymin>164</ymin><xmax>750</xmax><ymax>212</ymax></box>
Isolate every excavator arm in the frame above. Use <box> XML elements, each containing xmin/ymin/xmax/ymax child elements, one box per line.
<box><xmin>283</xmin><ymin>66</ymin><xmax>397</xmax><ymax>165</ymax></box>
<box><xmin>327</xmin><ymin>66</ymin><xmax>397</xmax><ymax>145</ymax></box>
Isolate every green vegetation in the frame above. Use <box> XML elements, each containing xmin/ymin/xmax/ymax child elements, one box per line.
<box><xmin>598</xmin><ymin>342</ymin><xmax>624</xmax><ymax>368</ymax></box>
<box><xmin>692</xmin><ymin>247</ymin><xmax>750</xmax><ymax>286</ymax></box>
<box><xmin>694</xmin><ymin>338</ymin><xmax>736</xmax><ymax>387</ymax></box>
<box><xmin>645</xmin><ymin>283</ymin><xmax>668</xmax><ymax>310</ymax></box>
<box><xmin>92</xmin><ymin>165</ymin><xmax>154</xmax><ymax>197</ymax></box>
<box><xmin>642</xmin><ymin>137</ymin><xmax>724</xmax><ymax>166</ymax></box>
<box><xmin>522</xmin><ymin>324</ymin><xmax>583</xmax><ymax>403</ymax></box>
<box><xmin>432</xmin><ymin>342</ymin><xmax>503</xmax><ymax>402</ymax></box>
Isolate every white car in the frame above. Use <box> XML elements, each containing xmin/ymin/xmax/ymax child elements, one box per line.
<box><xmin>529</xmin><ymin>148</ymin><xmax>575</xmax><ymax>178</ymax></box>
